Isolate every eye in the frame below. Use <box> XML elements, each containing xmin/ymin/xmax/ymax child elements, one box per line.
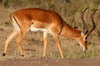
<box><xmin>83</xmin><ymin>29</ymin><xmax>88</xmax><ymax>34</ymax></box>
<box><xmin>85</xmin><ymin>37</ymin><xmax>88</xmax><ymax>41</ymax></box>
<box><xmin>32</xmin><ymin>22</ymin><xmax>34</xmax><ymax>24</ymax></box>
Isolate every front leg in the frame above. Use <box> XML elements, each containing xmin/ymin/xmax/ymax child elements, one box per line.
<box><xmin>43</xmin><ymin>32</ymin><xmax>48</xmax><ymax>57</ymax></box>
<box><xmin>53</xmin><ymin>34</ymin><xmax>64</xmax><ymax>58</ymax></box>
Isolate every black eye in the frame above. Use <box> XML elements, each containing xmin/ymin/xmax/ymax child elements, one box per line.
<box><xmin>85</xmin><ymin>37</ymin><xmax>88</xmax><ymax>41</ymax></box>
<box><xmin>83</xmin><ymin>29</ymin><xmax>88</xmax><ymax>34</ymax></box>
<box><xmin>32</xmin><ymin>23</ymin><xmax>34</xmax><ymax>24</ymax></box>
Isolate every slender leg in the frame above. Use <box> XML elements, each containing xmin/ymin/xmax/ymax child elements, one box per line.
<box><xmin>43</xmin><ymin>32</ymin><xmax>48</xmax><ymax>57</ymax></box>
<box><xmin>3</xmin><ymin>30</ymin><xmax>19</xmax><ymax>56</ymax></box>
<box><xmin>16</xmin><ymin>31</ymin><xmax>26</xmax><ymax>56</ymax></box>
<box><xmin>53</xmin><ymin>34</ymin><xmax>64</xmax><ymax>58</ymax></box>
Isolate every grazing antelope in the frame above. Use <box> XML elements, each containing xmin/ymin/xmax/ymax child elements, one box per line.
<box><xmin>3</xmin><ymin>8</ymin><xmax>97</xmax><ymax>58</ymax></box>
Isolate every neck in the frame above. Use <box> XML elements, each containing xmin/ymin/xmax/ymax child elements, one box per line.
<box><xmin>60</xmin><ymin>22</ymin><xmax>82</xmax><ymax>39</ymax></box>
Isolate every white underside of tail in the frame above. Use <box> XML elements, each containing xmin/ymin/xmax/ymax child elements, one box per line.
<box><xmin>12</xmin><ymin>17</ymin><xmax>20</xmax><ymax>31</ymax></box>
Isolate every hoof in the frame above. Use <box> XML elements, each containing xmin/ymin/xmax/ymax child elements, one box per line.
<box><xmin>83</xmin><ymin>48</ymin><xmax>87</xmax><ymax>51</ymax></box>
<box><xmin>22</xmin><ymin>55</ymin><xmax>24</xmax><ymax>57</ymax></box>
<box><xmin>3</xmin><ymin>53</ymin><xmax>6</xmax><ymax>56</ymax></box>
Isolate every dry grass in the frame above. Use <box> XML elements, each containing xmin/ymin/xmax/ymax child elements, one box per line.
<box><xmin>0</xmin><ymin>0</ymin><xmax>100</xmax><ymax>59</ymax></box>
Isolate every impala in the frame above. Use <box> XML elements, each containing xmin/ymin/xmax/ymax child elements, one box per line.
<box><xmin>3</xmin><ymin>8</ymin><xmax>97</xmax><ymax>58</ymax></box>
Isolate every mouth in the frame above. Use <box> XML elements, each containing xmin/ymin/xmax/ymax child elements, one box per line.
<box><xmin>83</xmin><ymin>47</ymin><xmax>87</xmax><ymax>51</ymax></box>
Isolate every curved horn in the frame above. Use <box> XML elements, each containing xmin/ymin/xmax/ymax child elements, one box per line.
<box><xmin>87</xmin><ymin>9</ymin><xmax>97</xmax><ymax>38</ymax></box>
<box><xmin>81</xmin><ymin>8</ymin><xmax>88</xmax><ymax>34</ymax></box>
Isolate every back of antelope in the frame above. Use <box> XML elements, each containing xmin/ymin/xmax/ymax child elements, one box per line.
<box><xmin>3</xmin><ymin>8</ymin><xmax>97</xmax><ymax>58</ymax></box>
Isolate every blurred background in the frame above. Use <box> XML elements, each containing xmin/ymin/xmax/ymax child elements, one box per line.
<box><xmin>0</xmin><ymin>0</ymin><xmax>100</xmax><ymax>59</ymax></box>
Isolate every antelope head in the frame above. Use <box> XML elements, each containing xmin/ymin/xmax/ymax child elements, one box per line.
<box><xmin>79</xmin><ymin>8</ymin><xmax>97</xmax><ymax>50</ymax></box>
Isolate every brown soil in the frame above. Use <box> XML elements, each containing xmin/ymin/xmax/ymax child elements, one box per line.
<box><xmin>0</xmin><ymin>57</ymin><xmax>100</xmax><ymax>66</ymax></box>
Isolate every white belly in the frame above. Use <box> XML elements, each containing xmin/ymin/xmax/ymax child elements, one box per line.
<box><xmin>12</xmin><ymin>21</ymin><xmax>50</xmax><ymax>33</ymax></box>
<box><xmin>30</xmin><ymin>27</ymin><xmax>50</xmax><ymax>33</ymax></box>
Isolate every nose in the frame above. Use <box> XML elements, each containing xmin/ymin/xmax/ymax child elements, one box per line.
<box><xmin>83</xmin><ymin>47</ymin><xmax>87</xmax><ymax>51</ymax></box>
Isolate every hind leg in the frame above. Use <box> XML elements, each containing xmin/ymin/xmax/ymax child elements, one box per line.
<box><xmin>3</xmin><ymin>30</ymin><xmax>19</xmax><ymax>56</ymax></box>
<box><xmin>16</xmin><ymin>31</ymin><xmax>27</xmax><ymax>56</ymax></box>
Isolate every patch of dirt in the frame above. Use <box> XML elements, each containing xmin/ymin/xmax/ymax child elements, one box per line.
<box><xmin>0</xmin><ymin>57</ymin><xmax>100</xmax><ymax>66</ymax></box>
